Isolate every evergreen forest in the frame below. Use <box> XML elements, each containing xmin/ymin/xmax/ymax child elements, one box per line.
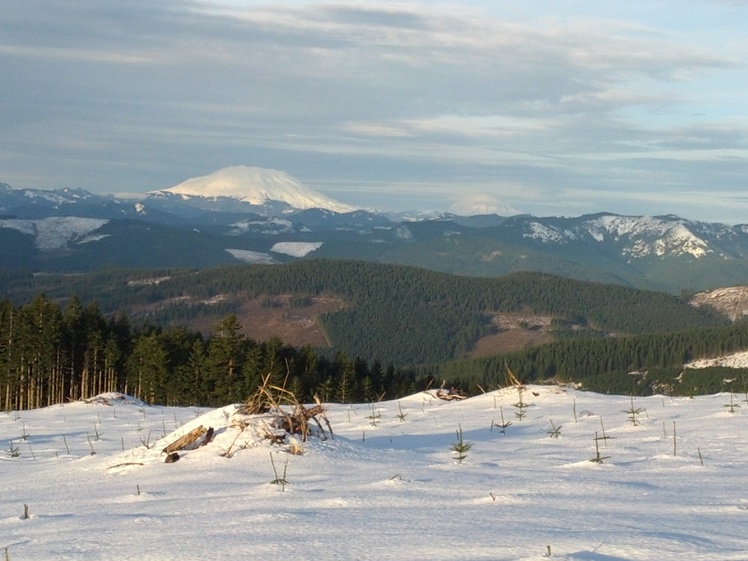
<box><xmin>2</xmin><ymin>260</ymin><xmax>747</xmax><ymax>411</ymax></box>
<box><xmin>0</xmin><ymin>260</ymin><xmax>728</xmax><ymax>366</ymax></box>
<box><xmin>0</xmin><ymin>295</ymin><xmax>416</xmax><ymax>411</ymax></box>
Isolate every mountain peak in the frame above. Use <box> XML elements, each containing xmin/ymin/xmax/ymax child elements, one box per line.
<box><xmin>154</xmin><ymin>166</ymin><xmax>355</xmax><ymax>213</ymax></box>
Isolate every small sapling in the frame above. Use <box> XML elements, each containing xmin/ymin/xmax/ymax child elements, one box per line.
<box><xmin>451</xmin><ymin>424</ymin><xmax>473</xmax><ymax>464</ymax></box>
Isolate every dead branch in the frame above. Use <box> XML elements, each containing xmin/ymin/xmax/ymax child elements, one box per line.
<box><xmin>504</xmin><ymin>361</ymin><xmax>525</xmax><ymax>390</ymax></box>
<box><xmin>221</xmin><ymin>423</ymin><xmax>247</xmax><ymax>458</ymax></box>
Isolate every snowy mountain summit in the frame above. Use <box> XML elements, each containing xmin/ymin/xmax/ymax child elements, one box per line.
<box><xmin>153</xmin><ymin>166</ymin><xmax>355</xmax><ymax>213</ymax></box>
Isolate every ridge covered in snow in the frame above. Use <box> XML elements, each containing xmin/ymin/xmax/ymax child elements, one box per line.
<box><xmin>154</xmin><ymin>166</ymin><xmax>356</xmax><ymax>213</ymax></box>
<box><xmin>520</xmin><ymin>214</ymin><xmax>718</xmax><ymax>259</ymax></box>
<box><xmin>585</xmin><ymin>215</ymin><xmax>713</xmax><ymax>259</ymax></box>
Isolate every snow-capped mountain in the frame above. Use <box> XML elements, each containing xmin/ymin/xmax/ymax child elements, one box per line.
<box><xmin>150</xmin><ymin>166</ymin><xmax>356</xmax><ymax>214</ymax></box>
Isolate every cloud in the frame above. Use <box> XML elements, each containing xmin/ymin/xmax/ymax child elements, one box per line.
<box><xmin>448</xmin><ymin>192</ymin><xmax>521</xmax><ymax>216</ymax></box>
<box><xmin>1</xmin><ymin>1</ymin><xmax>747</xmax><ymax>221</ymax></box>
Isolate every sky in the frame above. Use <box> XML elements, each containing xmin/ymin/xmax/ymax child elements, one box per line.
<box><xmin>2</xmin><ymin>1</ymin><xmax>748</xmax><ymax>222</ymax></box>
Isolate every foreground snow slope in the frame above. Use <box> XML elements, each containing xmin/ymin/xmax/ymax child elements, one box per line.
<box><xmin>3</xmin><ymin>387</ymin><xmax>748</xmax><ymax>560</ymax></box>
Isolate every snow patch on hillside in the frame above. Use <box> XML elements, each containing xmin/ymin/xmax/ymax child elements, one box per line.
<box><xmin>0</xmin><ymin>217</ymin><xmax>108</xmax><ymax>250</ymax></box>
<box><xmin>524</xmin><ymin>222</ymin><xmax>574</xmax><ymax>243</ymax></box>
<box><xmin>686</xmin><ymin>350</ymin><xmax>748</xmax><ymax>369</ymax></box>
<box><xmin>229</xmin><ymin>217</ymin><xmax>294</xmax><ymax>236</ymax></box>
<box><xmin>271</xmin><ymin>241</ymin><xmax>323</xmax><ymax>257</ymax></box>
<box><xmin>691</xmin><ymin>286</ymin><xmax>748</xmax><ymax>321</ymax></box>
<box><xmin>225</xmin><ymin>248</ymin><xmax>275</xmax><ymax>263</ymax></box>
<box><xmin>1</xmin><ymin>218</ymin><xmax>36</xmax><ymax>236</ymax></box>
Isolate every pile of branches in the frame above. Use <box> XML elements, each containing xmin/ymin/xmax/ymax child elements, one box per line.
<box><xmin>240</xmin><ymin>373</ymin><xmax>333</xmax><ymax>443</ymax></box>
<box><xmin>427</xmin><ymin>380</ymin><xmax>466</xmax><ymax>401</ymax></box>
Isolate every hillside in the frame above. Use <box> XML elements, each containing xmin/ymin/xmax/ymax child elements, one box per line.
<box><xmin>691</xmin><ymin>286</ymin><xmax>748</xmax><ymax>321</ymax></box>
<box><xmin>3</xmin><ymin>386</ymin><xmax>748</xmax><ymax>560</ymax></box>
<box><xmin>0</xmin><ymin>260</ymin><xmax>728</xmax><ymax>367</ymax></box>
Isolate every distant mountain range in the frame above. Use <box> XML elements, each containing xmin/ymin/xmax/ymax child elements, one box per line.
<box><xmin>4</xmin><ymin>167</ymin><xmax>748</xmax><ymax>293</ymax></box>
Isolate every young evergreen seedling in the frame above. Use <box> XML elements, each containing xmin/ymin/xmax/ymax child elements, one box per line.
<box><xmin>451</xmin><ymin>424</ymin><xmax>473</xmax><ymax>464</ymax></box>
<box><xmin>547</xmin><ymin>419</ymin><xmax>562</xmax><ymax>438</ymax></box>
<box><xmin>395</xmin><ymin>403</ymin><xmax>408</xmax><ymax>422</ymax></box>
<box><xmin>491</xmin><ymin>406</ymin><xmax>512</xmax><ymax>435</ymax></box>
<box><xmin>19</xmin><ymin>421</ymin><xmax>29</xmax><ymax>441</ymax></box>
<box><xmin>366</xmin><ymin>405</ymin><xmax>381</xmax><ymax>427</ymax></box>
<box><xmin>623</xmin><ymin>396</ymin><xmax>645</xmax><ymax>426</ymax></box>
<box><xmin>724</xmin><ymin>392</ymin><xmax>740</xmax><ymax>413</ymax></box>
<box><xmin>512</xmin><ymin>389</ymin><xmax>530</xmax><ymax>422</ymax></box>
<box><xmin>6</xmin><ymin>440</ymin><xmax>20</xmax><ymax>458</ymax></box>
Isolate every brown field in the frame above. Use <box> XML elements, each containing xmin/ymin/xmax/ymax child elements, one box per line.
<box><xmin>468</xmin><ymin>312</ymin><xmax>555</xmax><ymax>358</ymax></box>
<box><xmin>189</xmin><ymin>293</ymin><xmax>350</xmax><ymax>348</ymax></box>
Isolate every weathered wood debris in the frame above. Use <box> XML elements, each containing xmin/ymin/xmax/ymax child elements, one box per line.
<box><xmin>240</xmin><ymin>373</ymin><xmax>333</xmax><ymax>442</ymax></box>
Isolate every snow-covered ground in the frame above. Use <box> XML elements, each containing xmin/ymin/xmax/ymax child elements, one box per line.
<box><xmin>3</xmin><ymin>386</ymin><xmax>748</xmax><ymax>560</ymax></box>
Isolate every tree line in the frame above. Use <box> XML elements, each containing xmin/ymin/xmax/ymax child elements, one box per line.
<box><xmin>0</xmin><ymin>295</ymin><xmax>417</xmax><ymax>411</ymax></box>
<box><xmin>426</xmin><ymin>319</ymin><xmax>748</xmax><ymax>396</ymax></box>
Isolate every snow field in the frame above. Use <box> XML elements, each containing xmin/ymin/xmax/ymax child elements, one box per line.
<box><xmin>2</xmin><ymin>387</ymin><xmax>748</xmax><ymax>560</ymax></box>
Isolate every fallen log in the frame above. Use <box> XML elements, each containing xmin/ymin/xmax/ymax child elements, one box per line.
<box><xmin>162</xmin><ymin>425</ymin><xmax>207</xmax><ymax>454</ymax></box>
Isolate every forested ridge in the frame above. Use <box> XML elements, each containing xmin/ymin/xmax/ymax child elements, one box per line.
<box><xmin>0</xmin><ymin>260</ymin><xmax>728</xmax><ymax>366</ymax></box>
<box><xmin>128</xmin><ymin>260</ymin><xmax>729</xmax><ymax>365</ymax></box>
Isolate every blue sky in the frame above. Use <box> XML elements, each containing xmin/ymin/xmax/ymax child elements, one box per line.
<box><xmin>2</xmin><ymin>1</ymin><xmax>748</xmax><ymax>222</ymax></box>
